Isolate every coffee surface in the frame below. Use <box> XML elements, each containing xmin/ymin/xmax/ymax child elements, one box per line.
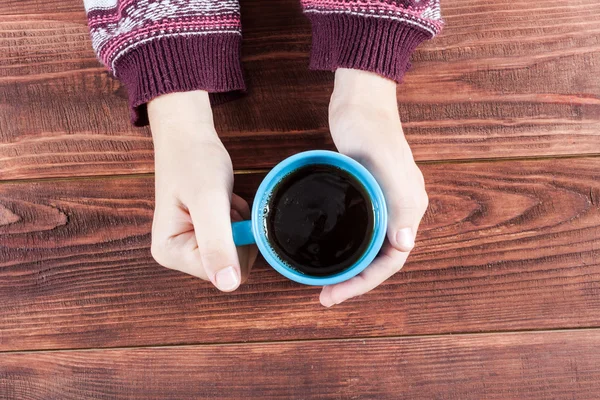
<box><xmin>266</xmin><ymin>164</ymin><xmax>374</xmax><ymax>276</ymax></box>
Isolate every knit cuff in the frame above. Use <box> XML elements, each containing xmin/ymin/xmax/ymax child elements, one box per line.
<box><xmin>306</xmin><ymin>13</ymin><xmax>432</xmax><ymax>83</ymax></box>
<box><xmin>114</xmin><ymin>34</ymin><xmax>245</xmax><ymax>126</ymax></box>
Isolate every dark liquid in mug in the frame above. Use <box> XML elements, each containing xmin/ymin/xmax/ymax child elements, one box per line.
<box><xmin>266</xmin><ymin>164</ymin><xmax>374</xmax><ymax>276</ymax></box>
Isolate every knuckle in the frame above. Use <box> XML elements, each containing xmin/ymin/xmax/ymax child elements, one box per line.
<box><xmin>415</xmin><ymin>168</ymin><xmax>426</xmax><ymax>186</ymax></box>
<box><xmin>396</xmin><ymin>194</ymin><xmax>423</xmax><ymax>213</ymax></box>
<box><xmin>150</xmin><ymin>241</ymin><xmax>169</xmax><ymax>267</ymax></box>
<box><xmin>198</xmin><ymin>245</ymin><xmax>230</xmax><ymax>267</ymax></box>
<box><xmin>421</xmin><ymin>191</ymin><xmax>430</xmax><ymax>211</ymax></box>
<box><xmin>381</xmin><ymin>253</ymin><xmax>404</xmax><ymax>274</ymax></box>
<box><xmin>387</xmin><ymin>262</ymin><xmax>404</xmax><ymax>274</ymax></box>
<box><xmin>186</xmin><ymin>189</ymin><xmax>231</xmax><ymax>213</ymax></box>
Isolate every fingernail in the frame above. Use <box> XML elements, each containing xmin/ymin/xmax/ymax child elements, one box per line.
<box><xmin>320</xmin><ymin>287</ymin><xmax>336</xmax><ymax>308</ymax></box>
<box><xmin>396</xmin><ymin>228</ymin><xmax>415</xmax><ymax>251</ymax></box>
<box><xmin>321</xmin><ymin>297</ymin><xmax>336</xmax><ymax>308</ymax></box>
<box><xmin>215</xmin><ymin>266</ymin><xmax>240</xmax><ymax>291</ymax></box>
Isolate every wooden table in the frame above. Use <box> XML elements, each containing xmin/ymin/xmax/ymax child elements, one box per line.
<box><xmin>1</xmin><ymin>0</ymin><xmax>600</xmax><ymax>398</ymax></box>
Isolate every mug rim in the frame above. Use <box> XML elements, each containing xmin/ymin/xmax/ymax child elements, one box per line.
<box><xmin>251</xmin><ymin>150</ymin><xmax>388</xmax><ymax>286</ymax></box>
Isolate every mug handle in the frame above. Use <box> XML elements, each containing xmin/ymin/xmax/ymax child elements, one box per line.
<box><xmin>231</xmin><ymin>220</ymin><xmax>256</xmax><ymax>246</ymax></box>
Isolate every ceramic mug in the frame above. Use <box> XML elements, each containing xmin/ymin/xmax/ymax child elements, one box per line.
<box><xmin>231</xmin><ymin>150</ymin><xmax>387</xmax><ymax>285</ymax></box>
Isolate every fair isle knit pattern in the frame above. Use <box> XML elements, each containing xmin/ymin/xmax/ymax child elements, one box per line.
<box><xmin>85</xmin><ymin>0</ymin><xmax>241</xmax><ymax>72</ymax></box>
<box><xmin>301</xmin><ymin>0</ymin><xmax>443</xmax><ymax>36</ymax></box>
<box><xmin>83</xmin><ymin>0</ymin><xmax>442</xmax><ymax>126</ymax></box>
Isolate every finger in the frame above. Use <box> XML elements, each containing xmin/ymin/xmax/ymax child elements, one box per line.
<box><xmin>230</xmin><ymin>208</ymin><xmax>243</xmax><ymax>222</ymax></box>
<box><xmin>229</xmin><ymin>197</ymin><xmax>258</xmax><ymax>283</ymax></box>
<box><xmin>188</xmin><ymin>189</ymin><xmax>241</xmax><ymax>292</ymax></box>
<box><xmin>151</xmin><ymin>198</ymin><xmax>209</xmax><ymax>280</ymax></box>
<box><xmin>238</xmin><ymin>245</ymin><xmax>259</xmax><ymax>284</ymax></box>
<box><xmin>231</xmin><ymin>193</ymin><xmax>251</xmax><ymax>219</ymax></box>
<box><xmin>320</xmin><ymin>243</ymin><xmax>409</xmax><ymax>307</ymax></box>
<box><xmin>388</xmin><ymin>204</ymin><xmax>421</xmax><ymax>252</ymax></box>
<box><xmin>382</xmin><ymin>168</ymin><xmax>428</xmax><ymax>253</ymax></box>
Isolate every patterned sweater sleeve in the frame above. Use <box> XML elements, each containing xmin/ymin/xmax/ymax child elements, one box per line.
<box><xmin>301</xmin><ymin>0</ymin><xmax>443</xmax><ymax>82</ymax></box>
<box><xmin>85</xmin><ymin>0</ymin><xmax>244</xmax><ymax>126</ymax></box>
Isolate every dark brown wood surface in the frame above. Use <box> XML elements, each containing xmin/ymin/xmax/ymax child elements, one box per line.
<box><xmin>1</xmin><ymin>0</ymin><xmax>599</xmax><ymax>179</ymax></box>
<box><xmin>1</xmin><ymin>158</ymin><xmax>599</xmax><ymax>351</ymax></box>
<box><xmin>2</xmin><ymin>330</ymin><xmax>600</xmax><ymax>399</ymax></box>
<box><xmin>2</xmin><ymin>0</ymin><xmax>600</xmax><ymax>397</ymax></box>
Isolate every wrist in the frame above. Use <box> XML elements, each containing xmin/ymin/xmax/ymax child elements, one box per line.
<box><xmin>148</xmin><ymin>90</ymin><xmax>219</xmax><ymax>144</ymax></box>
<box><xmin>328</xmin><ymin>69</ymin><xmax>408</xmax><ymax>154</ymax></box>
<box><xmin>331</xmin><ymin>69</ymin><xmax>398</xmax><ymax>110</ymax></box>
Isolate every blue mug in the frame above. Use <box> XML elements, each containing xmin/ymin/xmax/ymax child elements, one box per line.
<box><xmin>232</xmin><ymin>150</ymin><xmax>387</xmax><ymax>286</ymax></box>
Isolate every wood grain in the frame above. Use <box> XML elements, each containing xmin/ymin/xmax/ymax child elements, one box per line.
<box><xmin>1</xmin><ymin>158</ymin><xmax>599</xmax><ymax>351</ymax></box>
<box><xmin>1</xmin><ymin>0</ymin><xmax>599</xmax><ymax>179</ymax></box>
<box><xmin>0</xmin><ymin>1</ymin><xmax>85</xmax><ymax>16</ymax></box>
<box><xmin>1</xmin><ymin>330</ymin><xmax>600</xmax><ymax>399</ymax></box>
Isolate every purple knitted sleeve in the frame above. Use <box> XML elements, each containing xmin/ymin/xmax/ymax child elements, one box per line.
<box><xmin>85</xmin><ymin>0</ymin><xmax>245</xmax><ymax>126</ymax></box>
<box><xmin>301</xmin><ymin>0</ymin><xmax>443</xmax><ymax>82</ymax></box>
<box><xmin>85</xmin><ymin>0</ymin><xmax>442</xmax><ymax>126</ymax></box>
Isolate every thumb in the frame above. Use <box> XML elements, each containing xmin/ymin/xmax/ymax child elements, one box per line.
<box><xmin>388</xmin><ymin>214</ymin><xmax>417</xmax><ymax>253</ymax></box>
<box><xmin>188</xmin><ymin>189</ymin><xmax>241</xmax><ymax>292</ymax></box>
<box><xmin>385</xmin><ymin>182</ymin><xmax>428</xmax><ymax>253</ymax></box>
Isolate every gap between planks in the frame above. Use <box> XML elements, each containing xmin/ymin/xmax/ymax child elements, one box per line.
<box><xmin>1</xmin><ymin>152</ymin><xmax>600</xmax><ymax>186</ymax></box>
<box><xmin>2</xmin><ymin>326</ymin><xmax>600</xmax><ymax>355</ymax></box>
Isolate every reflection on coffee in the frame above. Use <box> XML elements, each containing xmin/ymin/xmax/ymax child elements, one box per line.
<box><xmin>266</xmin><ymin>164</ymin><xmax>374</xmax><ymax>276</ymax></box>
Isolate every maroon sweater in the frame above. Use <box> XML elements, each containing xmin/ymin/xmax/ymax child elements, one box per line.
<box><xmin>84</xmin><ymin>0</ymin><xmax>443</xmax><ymax>125</ymax></box>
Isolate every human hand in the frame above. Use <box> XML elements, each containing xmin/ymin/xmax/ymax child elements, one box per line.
<box><xmin>320</xmin><ymin>69</ymin><xmax>429</xmax><ymax>307</ymax></box>
<box><xmin>148</xmin><ymin>90</ymin><xmax>258</xmax><ymax>292</ymax></box>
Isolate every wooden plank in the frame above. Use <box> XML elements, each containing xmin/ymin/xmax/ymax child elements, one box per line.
<box><xmin>1</xmin><ymin>0</ymin><xmax>599</xmax><ymax>179</ymax></box>
<box><xmin>1</xmin><ymin>330</ymin><xmax>600</xmax><ymax>399</ymax></box>
<box><xmin>1</xmin><ymin>158</ymin><xmax>599</xmax><ymax>351</ymax></box>
<box><xmin>0</xmin><ymin>1</ymin><xmax>84</xmax><ymax>15</ymax></box>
